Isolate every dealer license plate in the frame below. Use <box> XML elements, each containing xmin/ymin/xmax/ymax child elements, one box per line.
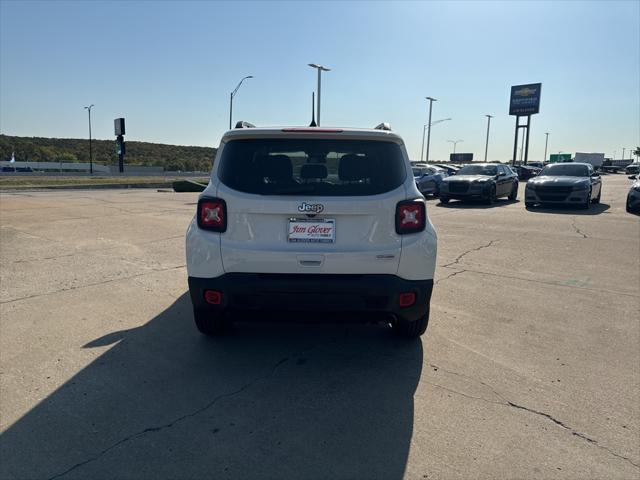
<box><xmin>288</xmin><ymin>218</ymin><xmax>335</xmax><ymax>243</ymax></box>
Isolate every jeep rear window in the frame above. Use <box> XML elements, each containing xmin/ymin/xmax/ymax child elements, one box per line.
<box><xmin>217</xmin><ymin>139</ymin><xmax>406</xmax><ymax>196</ymax></box>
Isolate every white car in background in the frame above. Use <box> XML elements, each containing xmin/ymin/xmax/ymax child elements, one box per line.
<box><xmin>186</xmin><ymin>123</ymin><xmax>438</xmax><ymax>338</ymax></box>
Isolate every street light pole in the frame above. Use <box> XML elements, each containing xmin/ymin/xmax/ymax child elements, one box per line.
<box><xmin>84</xmin><ymin>104</ymin><xmax>94</xmax><ymax>174</ymax></box>
<box><xmin>447</xmin><ymin>139</ymin><xmax>463</xmax><ymax>154</ymax></box>
<box><xmin>308</xmin><ymin>64</ymin><xmax>331</xmax><ymax>126</ymax></box>
<box><xmin>425</xmin><ymin>97</ymin><xmax>437</xmax><ymax>164</ymax></box>
<box><xmin>622</xmin><ymin>147</ymin><xmax>626</xmax><ymax>160</ymax></box>
<box><xmin>229</xmin><ymin>75</ymin><xmax>253</xmax><ymax>130</ymax></box>
<box><xmin>421</xmin><ymin>118</ymin><xmax>451</xmax><ymax>161</ymax></box>
<box><xmin>544</xmin><ymin>132</ymin><xmax>549</xmax><ymax>163</ymax></box>
<box><xmin>484</xmin><ymin>115</ymin><xmax>493</xmax><ymax>162</ymax></box>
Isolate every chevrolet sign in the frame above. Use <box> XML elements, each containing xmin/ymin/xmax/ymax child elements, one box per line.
<box><xmin>509</xmin><ymin>83</ymin><xmax>542</xmax><ymax>115</ymax></box>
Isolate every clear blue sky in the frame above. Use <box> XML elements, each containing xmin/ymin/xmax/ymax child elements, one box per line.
<box><xmin>1</xmin><ymin>0</ymin><xmax>638</xmax><ymax>162</ymax></box>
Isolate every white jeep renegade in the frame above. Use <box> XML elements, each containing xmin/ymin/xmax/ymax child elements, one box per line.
<box><xmin>185</xmin><ymin>123</ymin><xmax>437</xmax><ymax>338</ymax></box>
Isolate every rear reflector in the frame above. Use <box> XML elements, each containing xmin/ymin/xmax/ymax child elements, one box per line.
<box><xmin>204</xmin><ymin>290</ymin><xmax>222</xmax><ymax>305</ymax></box>
<box><xmin>399</xmin><ymin>292</ymin><xmax>416</xmax><ymax>308</ymax></box>
<box><xmin>197</xmin><ymin>197</ymin><xmax>227</xmax><ymax>232</ymax></box>
<box><xmin>281</xmin><ymin>128</ymin><xmax>343</xmax><ymax>133</ymax></box>
<box><xmin>395</xmin><ymin>200</ymin><xmax>426</xmax><ymax>235</ymax></box>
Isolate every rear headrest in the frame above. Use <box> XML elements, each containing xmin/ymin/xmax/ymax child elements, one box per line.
<box><xmin>300</xmin><ymin>164</ymin><xmax>328</xmax><ymax>180</ymax></box>
<box><xmin>262</xmin><ymin>154</ymin><xmax>293</xmax><ymax>182</ymax></box>
<box><xmin>339</xmin><ymin>154</ymin><xmax>370</xmax><ymax>181</ymax></box>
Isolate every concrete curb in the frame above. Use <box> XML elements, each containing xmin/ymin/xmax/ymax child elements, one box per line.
<box><xmin>0</xmin><ymin>182</ymin><xmax>173</xmax><ymax>191</ymax></box>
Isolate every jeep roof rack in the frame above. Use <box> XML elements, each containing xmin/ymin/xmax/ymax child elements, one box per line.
<box><xmin>234</xmin><ymin>121</ymin><xmax>256</xmax><ymax>129</ymax></box>
<box><xmin>374</xmin><ymin>122</ymin><xmax>392</xmax><ymax>131</ymax></box>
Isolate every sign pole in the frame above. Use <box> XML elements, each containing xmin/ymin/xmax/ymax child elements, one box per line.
<box><xmin>114</xmin><ymin>118</ymin><xmax>126</xmax><ymax>174</ymax></box>
<box><xmin>512</xmin><ymin>116</ymin><xmax>520</xmax><ymax>167</ymax></box>
<box><xmin>524</xmin><ymin>115</ymin><xmax>531</xmax><ymax>165</ymax></box>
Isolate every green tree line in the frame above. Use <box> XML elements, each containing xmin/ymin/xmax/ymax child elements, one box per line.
<box><xmin>0</xmin><ymin>135</ymin><xmax>217</xmax><ymax>172</ymax></box>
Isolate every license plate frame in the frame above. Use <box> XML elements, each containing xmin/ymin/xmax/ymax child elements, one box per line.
<box><xmin>287</xmin><ymin>218</ymin><xmax>336</xmax><ymax>243</ymax></box>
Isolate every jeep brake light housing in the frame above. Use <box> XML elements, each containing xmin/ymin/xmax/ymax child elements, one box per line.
<box><xmin>197</xmin><ymin>198</ymin><xmax>227</xmax><ymax>232</ymax></box>
<box><xmin>395</xmin><ymin>200</ymin><xmax>426</xmax><ymax>235</ymax></box>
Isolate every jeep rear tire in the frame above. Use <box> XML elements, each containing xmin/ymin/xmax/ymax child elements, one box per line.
<box><xmin>393</xmin><ymin>313</ymin><xmax>429</xmax><ymax>338</ymax></box>
<box><xmin>194</xmin><ymin>309</ymin><xmax>231</xmax><ymax>336</ymax></box>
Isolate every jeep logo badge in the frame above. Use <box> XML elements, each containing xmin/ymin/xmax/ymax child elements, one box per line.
<box><xmin>298</xmin><ymin>202</ymin><xmax>324</xmax><ymax>214</ymax></box>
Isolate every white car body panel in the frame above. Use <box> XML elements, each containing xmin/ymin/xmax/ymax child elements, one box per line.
<box><xmin>185</xmin><ymin>127</ymin><xmax>437</xmax><ymax>281</ymax></box>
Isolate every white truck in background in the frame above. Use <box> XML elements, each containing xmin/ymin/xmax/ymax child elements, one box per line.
<box><xmin>574</xmin><ymin>152</ymin><xmax>605</xmax><ymax>169</ymax></box>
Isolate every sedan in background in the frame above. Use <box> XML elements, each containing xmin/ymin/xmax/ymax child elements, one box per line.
<box><xmin>439</xmin><ymin>163</ymin><xmax>519</xmax><ymax>204</ymax></box>
<box><xmin>432</xmin><ymin>164</ymin><xmax>460</xmax><ymax>176</ymax></box>
<box><xmin>513</xmin><ymin>165</ymin><xmax>541</xmax><ymax>180</ymax></box>
<box><xmin>627</xmin><ymin>174</ymin><xmax>640</xmax><ymax>213</ymax></box>
<box><xmin>625</xmin><ymin>162</ymin><xmax>640</xmax><ymax>175</ymax></box>
<box><xmin>412</xmin><ymin>164</ymin><xmax>448</xmax><ymax>196</ymax></box>
<box><xmin>525</xmin><ymin>162</ymin><xmax>601</xmax><ymax>209</ymax></box>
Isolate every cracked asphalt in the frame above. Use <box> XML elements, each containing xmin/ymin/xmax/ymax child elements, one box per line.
<box><xmin>1</xmin><ymin>175</ymin><xmax>639</xmax><ymax>479</ymax></box>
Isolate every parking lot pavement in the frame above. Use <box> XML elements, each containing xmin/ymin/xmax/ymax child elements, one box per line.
<box><xmin>1</xmin><ymin>175</ymin><xmax>638</xmax><ymax>479</ymax></box>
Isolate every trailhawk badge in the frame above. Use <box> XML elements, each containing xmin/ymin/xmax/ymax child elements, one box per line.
<box><xmin>298</xmin><ymin>202</ymin><xmax>324</xmax><ymax>214</ymax></box>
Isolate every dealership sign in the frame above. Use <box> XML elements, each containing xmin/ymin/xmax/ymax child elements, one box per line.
<box><xmin>450</xmin><ymin>153</ymin><xmax>473</xmax><ymax>163</ymax></box>
<box><xmin>509</xmin><ymin>83</ymin><xmax>542</xmax><ymax>116</ymax></box>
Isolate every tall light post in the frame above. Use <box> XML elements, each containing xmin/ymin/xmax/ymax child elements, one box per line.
<box><xmin>484</xmin><ymin>114</ymin><xmax>493</xmax><ymax>162</ymax></box>
<box><xmin>543</xmin><ymin>132</ymin><xmax>549</xmax><ymax>163</ymax></box>
<box><xmin>622</xmin><ymin>147</ymin><xmax>626</xmax><ymax>160</ymax></box>
<box><xmin>421</xmin><ymin>117</ymin><xmax>451</xmax><ymax>161</ymax></box>
<box><xmin>229</xmin><ymin>75</ymin><xmax>253</xmax><ymax>129</ymax></box>
<box><xmin>84</xmin><ymin>104</ymin><xmax>94</xmax><ymax>174</ymax></box>
<box><xmin>424</xmin><ymin>97</ymin><xmax>437</xmax><ymax>163</ymax></box>
<box><xmin>308</xmin><ymin>64</ymin><xmax>331</xmax><ymax>126</ymax></box>
<box><xmin>447</xmin><ymin>139</ymin><xmax>463</xmax><ymax>154</ymax></box>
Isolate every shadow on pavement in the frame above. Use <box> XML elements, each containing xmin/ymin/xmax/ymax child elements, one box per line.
<box><xmin>434</xmin><ymin>198</ymin><xmax>520</xmax><ymax>209</ymax></box>
<box><xmin>525</xmin><ymin>203</ymin><xmax>611</xmax><ymax>216</ymax></box>
<box><xmin>0</xmin><ymin>293</ymin><xmax>422</xmax><ymax>480</ymax></box>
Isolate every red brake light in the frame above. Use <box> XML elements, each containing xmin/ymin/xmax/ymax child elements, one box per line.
<box><xmin>395</xmin><ymin>200</ymin><xmax>426</xmax><ymax>235</ymax></box>
<box><xmin>197</xmin><ymin>198</ymin><xmax>227</xmax><ymax>232</ymax></box>
<box><xmin>204</xmin><ymin>290</ymin><xmax>223</xmax><ymax>305</ymax></box>
<box><xmin>399</xmin><ymin>292</ymin><xmax>416</xmax><ymax>308</ymax></box>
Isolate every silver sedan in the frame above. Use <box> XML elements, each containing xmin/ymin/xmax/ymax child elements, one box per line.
<box><xmin>525</xmin><ymin>162</ymin><xmax>602</xmax><ymax>209</ymax></box>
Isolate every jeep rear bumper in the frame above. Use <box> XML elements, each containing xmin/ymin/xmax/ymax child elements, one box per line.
<box><xmin>188</xmin><ymin>274</ymin><xmax>433</xmax><ymax>323</ymax></box>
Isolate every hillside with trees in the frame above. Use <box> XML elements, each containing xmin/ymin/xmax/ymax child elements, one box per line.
<box><xmin>0</xmin><ymin>135</ymin><xmax>217</xmax><ymax>172</ymax></box>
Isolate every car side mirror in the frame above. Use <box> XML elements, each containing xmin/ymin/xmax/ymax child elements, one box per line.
<box><xmin>629</xmin><ymin>175</ymin><xmax>637</xmax><ymax>180</ymax></box>
<box><xmin>498</xmin><ymin>172</ymin><xmax>506</xmax><ymax>177</ymax></box>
